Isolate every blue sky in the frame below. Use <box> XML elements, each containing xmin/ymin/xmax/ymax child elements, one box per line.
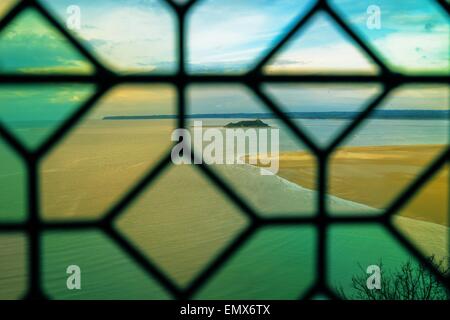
<box><xmin>0</xmin><ymin>0</ymin><xmax>448</xmax><ymax>118</ymax></box>
<box><xmin>1</xmin><ymin>0</ymin><xmax>446</xmax><ymax>74</ymax></box>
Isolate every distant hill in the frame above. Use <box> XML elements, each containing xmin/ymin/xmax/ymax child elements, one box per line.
<box><xmin>224</xmin><ymin>119</ymin><xmax>270</xmax><ymax>128</ymax></box>
<box><xmin>103</xmin><ymin>110</ymin><xmax>449</xmax><ymax>121</ymax></box>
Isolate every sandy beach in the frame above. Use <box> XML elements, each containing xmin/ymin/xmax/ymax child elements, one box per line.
<box><xmin>41</xmin><ymin>119</ymin><xmax>176</xmax><ymax>220</ymax></box>
<box><xmin>1</xmin><ymin>119</ymin><xmax>448</xmax><ymax>298</ymax></box>
<box><xmin>250</xmin><ymin>144</ymin><xmax>448</xmax><ymax>226</ymax></box>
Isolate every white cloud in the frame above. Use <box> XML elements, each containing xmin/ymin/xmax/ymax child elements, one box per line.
<box><xmin>265</xmin><ymin>41</ymin><xmax>379</xmax><ymax>74</ymax></box>
<box><xmin>78</xmin><ymin>6</ymin><xmax>176</xmax><ymax>71</ymax></box>
<box><xmin>373</xmin><ymin>32</ymin><xmax>449</xmax><ymax>72</ymax></box>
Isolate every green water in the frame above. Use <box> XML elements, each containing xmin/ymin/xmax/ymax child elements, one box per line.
<box><xmin>0</xmin><ymin>213</ymin><xmax>447</xmax><ymax>299</ymax></box>
<box><xmin>42</xmin><ymin>231</ymin><xmax>170</xmax><ymax>300</ymax></box>
<box><xmin>0</xmin><ymin>141</ymin><xmax>26</xmax><ymax>222</ymax></box>
<box><xmin>36</xmin><ymin>224</ymin><xmax>445</xmax><ymax>299</ymax></box>
<box><xmin>0</xmin><ymin>119</ymin><xmax>448</xmax><ymax>299</ymax></box>
<box><xmin>41</xmin><ymin>227</ymin><xmax>317</xmax><ymax>300</ymax></box>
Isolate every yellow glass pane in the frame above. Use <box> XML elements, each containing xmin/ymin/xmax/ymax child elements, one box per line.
<box><xmin>0</xmin><ymin>234</ymin><xmax>27</xmax><ymax>299</ymax></box>
<box><xmin>116</xmin><ymin>164</ymin><xmax>248</xmax><ymax>288</ymax></box>
<box><xmin>41</xmin><ymin>85</ymin><xmax>176</xmax><ymax>220</ymax></box>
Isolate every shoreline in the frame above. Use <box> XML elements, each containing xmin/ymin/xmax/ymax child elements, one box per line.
<box><xmin>249</xmin><ymin>144</ymin><xmax>448</xmax><ymax>227</ymax></box>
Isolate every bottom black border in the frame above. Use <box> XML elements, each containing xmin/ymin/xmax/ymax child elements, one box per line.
<box><xmin>1</xmin><ymin>300</ymin><xmax>449</xmax><ymax>318</ymax></box>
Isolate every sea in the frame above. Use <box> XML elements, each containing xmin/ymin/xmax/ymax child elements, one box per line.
<box><xmin>0</xmin><ymin>118</ymin><xmax>448</xmax><ymax>299</ymax></box>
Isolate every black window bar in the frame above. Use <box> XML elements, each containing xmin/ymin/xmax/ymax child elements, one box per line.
<box><xmin>0</xmin><ymin>0</ymin><xmax>448</xmax><ymax>300</ymax></box>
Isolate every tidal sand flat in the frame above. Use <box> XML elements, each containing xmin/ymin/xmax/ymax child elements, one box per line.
<box><xmin>248</xmin><ymin>144</ymin><xmax>449</xmax><ymax>279</ymax></box>
<box><xmin>1</xmin><ymin>119</ymin><xmax>448</xmax><ymax>299</ymax></box>
<box><xmin>41</xmin><ymin>119</ymin><xmax>175</xmax><ymax>220</ymax></box>
<box><xmin>251</xmin><ymin>144</ymin><xmax>448</xmax><ymax>226</ymax></box>
<box><xmin>38</xmin><ymin>161</ymin><xmax>448</xmax><ymax>299</ymax></box>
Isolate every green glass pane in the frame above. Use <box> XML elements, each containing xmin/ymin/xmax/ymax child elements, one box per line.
<box><xmin>0</xmin><ymin>84</ymin><xmax>95</xmax><ymax>149</ymax></box>
<box><xmin>0</xmin><ymin>234</ymin><xmax>27</xmax><ymax>299</ymax></box>
<box><xmin>43</xmin><ymin>231</ymin><xmax>170</xmax><ymax>299</ymax></box>
<box><xmin>0</xmin><ymin>140</ymin><xmax>26</xmax><ymax>222</ymax></box>
<box><xmin>196</xmin><ymin>226</ymin><xmax>316</xmax><ymax>299</ymax></box>
<box><xmin>329</xmin><ymin>225</ymin><xmax>448</xmax><ymax>300</ymax></box>
<box><xmin>0</xmin><ymin>9</ymin><xmax>93</xmax><ymax>74</ymax></box>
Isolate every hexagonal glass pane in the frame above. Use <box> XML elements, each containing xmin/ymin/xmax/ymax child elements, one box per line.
<box><xmin>329</xmin><ymin>0</ymin><xmax>449</xmax><ymax>74</ymax></box>
<box><xmin>42</xmin><ymin>0</ymin><xmax>177</xmax><ymax>74</ymax></box>
<box><xmin>328</xmin><ymin>84</ymin><xmax>449</xmax><ymax>216</ymax></box>
<box><xmin>116</xmin><ymin>164</ymin><xmax>249</xmax><ymax>288</ymax></box>
<box><xmin>187</xmin><ymin>84</ymin><xmax>317</xmax><ymax>217</ymax></box>
<box><xmin>329</xmin><ymin>225</ymin><xmax>448</xmax><ymax>299</ymax></box>
<box><xmin>263</xmin><ymin>83</ymin><xmax>382</xmax><ymax>147</ymax></box>
<box><xmin>42</xmin><ymin>231</ymin><xmax>170</xmax><ymax>299</ymax></box>
<box><xmin>394</xmin><ymin>164</ymin><xmax>449</xmax><ymax>273</ymax></box>
<box><xmin>0</xmin><ymin>84</ymin><xmax>95</xmax><ymax>150</ymax></box>
<box><xmin>196</xmin><ymin>226</ymin><xmax>316</xmax><ymax>299</ymax></box>
<box><xmin>41</xmin><ymin>85</ymin><xmax>176</xmax><ymax>220</ymax></box>
<box><xmin>0</xmin><ymin>8</ymin><xmax>94</xmax><ymax>74</ymax></box>
<box><xmin>187</xmin><ymin>0</ymin><xmax>316</xmax><ymax>74</ymax></box>
<box><xmin>263</xmin><ymin>13</ymin><xmax>379</xmax><ymax>75</ymax></box>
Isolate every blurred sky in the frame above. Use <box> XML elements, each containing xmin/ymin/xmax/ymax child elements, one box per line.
<box><xmin>0</xmin><ymin>0</ymin><xmax>448</xmax><ymax>116</ymax></box>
